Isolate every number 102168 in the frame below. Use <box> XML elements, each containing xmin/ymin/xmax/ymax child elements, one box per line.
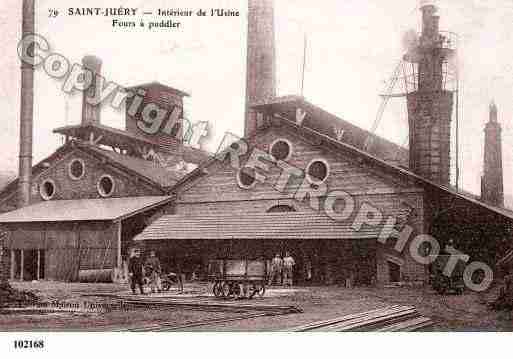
<box><xmin>14</xmin><ymin>340</ymin><xmax>44</xmax><ymax>349</ymax></box>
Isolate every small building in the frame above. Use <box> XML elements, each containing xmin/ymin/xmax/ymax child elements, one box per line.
<box><xmin>0</xmin><ymin>196</ymin><xmax>172</xmax><ymax>282</ymax></box>
<box><xmin>0</xmin><ymin>76</ymin><xmax>209</xmax><ymax>282</ymax></box>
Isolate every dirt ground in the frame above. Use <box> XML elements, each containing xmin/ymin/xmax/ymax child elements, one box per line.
<box><xmin>0</xmin><ymin>281</ymin><xmax>511</xmax><ymax>332</ymax></box>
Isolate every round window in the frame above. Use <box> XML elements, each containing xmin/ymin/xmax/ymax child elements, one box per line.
<box><xmin>237</xmin><ymin>167</ymin><xmax>257</xmax><ymax>189</ymax></box>
<box><xmin>68</xmin><ymin>159</ymin><xmax>85</xmax><ymax>180</ymax></box>
<box><xmin>270</xmin><ymin>139</ymin><xmax>292</xmax><ymax>161</ymax></box>
<box><xmin>40</xmin><ymin>179</ymin><xmax>56</xmax><ymax>200</ymax></box>
<box><xmin>306</xmin><ymin>159</ymin><xmax>330</xmax><ymax>184</ymax></box>
<box><xmin>97</xmin><ymin>175</ymin><xmax>115</xmax><ymax>197</ymax></box>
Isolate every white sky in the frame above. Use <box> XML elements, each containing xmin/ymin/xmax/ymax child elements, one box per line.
<box><xmin>0</xmin><ymin>0</ymin><xmax>512</xmax><ymax>204</ymax></box>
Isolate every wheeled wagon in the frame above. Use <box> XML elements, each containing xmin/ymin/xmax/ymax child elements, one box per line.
<box><xmin>209</xmin><ymin>259</ymin><xmax>267</xmax><ymax>299</ymax></box>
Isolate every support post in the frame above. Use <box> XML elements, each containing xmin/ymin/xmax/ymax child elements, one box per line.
<box><xmin>37</xmin><ymin>249</ymin><xmax>41</xmax><ymax>280</ymax></box>
<box><xmin>20</xmin><ymin>249</ymin><xmax>24</xmax><ymax>281</ymax></box>
<box><xmin>10</xmin><ymin>249</ymin><xmax>15</xmax><ymax>280</ymax></box>
<box><xmin>117</xmin><ymin>222</ymin><xmax>122</xmax><ymax>268</ymax></box>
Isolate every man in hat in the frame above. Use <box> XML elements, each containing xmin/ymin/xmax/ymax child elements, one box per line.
<box><xmin>268</xmin><ymin>253</ymin><xmax>283</xmax><ymax>286</ymax></box>
<box><xmin>128</xmin><ymin>248</ymin><xmax>145</xmax><ymax>295</ymax></box>
<box><xmin>145</xmin><ymin>250</ymin><xmax>162</xmax><ymax>293</ymax></box>
<box><xmin>283</xmin><ymin>251</ymin><xmax>296</xmax><ymax>286</ymax></box>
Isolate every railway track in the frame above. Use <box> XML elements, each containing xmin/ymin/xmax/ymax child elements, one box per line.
<box><xmin>122</xmin><ymin>311</ymin><xmax>285</xmax><ymax>332</ymax></box>
<box><xmin>103</xmin><ymin>296</ymin><xmax>302</xmax><ymax>332</ymax></box>
<box><xmin>85</xmin><ymin>294</ymin><xmax>431</xmax><ymax>332</ymax></box>
<box><xmin>118</xmin><ymin>297</ymin><xmax>303</xmax><ymax>314</ymax></box>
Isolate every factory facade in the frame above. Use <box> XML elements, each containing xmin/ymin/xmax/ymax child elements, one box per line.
<box><xmin>1</xmin><ymin>1</ymin><xmax>512</xmax><ymax>287</ymax></box>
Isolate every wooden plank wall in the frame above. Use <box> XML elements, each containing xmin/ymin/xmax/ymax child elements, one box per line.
<box><xmin>178</xmin><ymin>127</ymin><xmax>420</xmax><ymax>205</ymax></box>
<box><xmin>173</xmin><ymin>126</ymin><xmax>427</xmax><ymax>284</ymax></box>
<box><xmin>5</xmin><ymin>221</ymin><xmax>118</xmax><ymax>282</ymax></box>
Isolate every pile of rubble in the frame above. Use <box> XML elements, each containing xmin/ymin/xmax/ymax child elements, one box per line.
<box><xmin>0</xmin><ymin>282</ymin><xmax>38</xmax><ymax>308</ymax></box>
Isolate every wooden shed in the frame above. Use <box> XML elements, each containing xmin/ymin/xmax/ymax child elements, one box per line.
<box><xmin>0</xmin><ymin>196</ymin><xmax>173</xmax><ymax>282</ymax></box>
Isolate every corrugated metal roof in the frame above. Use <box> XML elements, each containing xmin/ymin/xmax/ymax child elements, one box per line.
<box><xmin>0</xmin><ymin>196</ymin><xmax>173</xmax><ymax>223</ymax></box>
<box><xmin>134</xmin><ymin>212</ymin><xmax>393</xmax><ymax>241</ymax></box>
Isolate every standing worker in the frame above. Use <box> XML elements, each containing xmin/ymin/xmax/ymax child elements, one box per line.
<box><xmin>145</xmin><ymin>250</ymin><xmax>162</xmax><ymax>293</ymax></box>
<box><xmin>128</xmin><ymin>248</ymin><xmax>145</xmax><ymax>295</ymax></box>
<box><xmin>283</xmin><ymin>252</ymin><xmax>296</xmax><ymax>286</ymax></box>
<box><xmin>268</xmin><ymin>253</ymin><xmax>283</xmax><ymax>286</ymax></box>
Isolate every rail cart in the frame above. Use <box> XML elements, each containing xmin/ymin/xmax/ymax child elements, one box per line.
<box><xmin>209</xmin><ymin>259</ymin><xmax>267</xmax><ymax>299</ymax></box>
<box><xmin>430</xmin><ymin>255</ymin><xmax>465</xmax><ymax>295</ymax></box>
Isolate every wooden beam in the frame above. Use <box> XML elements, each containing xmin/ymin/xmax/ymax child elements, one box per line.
<box><xmin>117</xmin><ymin>222</ymin><xmax>122</xmax><ymax>268</ymax></box>
<box><xmin>37</xmin><ymin>249</ymin><xmax>41</xmax><ymax>280</ymax></box>
<box><xmin>20</xmin><ymin>249</ymin><xmax>24</xmax><ymax>281</ymax></box>
<box><xmin>10</xmin><ymin>249</ymin><xmax>15</xmax><ymax>280</ymax></box>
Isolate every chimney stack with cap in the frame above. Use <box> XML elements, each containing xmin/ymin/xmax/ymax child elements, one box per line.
<box><xmin>405</xmin><ymin>4</ymin><xmax>454</xmax><ymax>185</ymax></box>
<box><xmin>481</xmin><ymin>101</ymin><xmax>504</xmax><ymax>207</ymax></box>
<box><xmin>81</xmin><ymin>55</ymin><xmax>103</xmax><ymax>126</ymax></box>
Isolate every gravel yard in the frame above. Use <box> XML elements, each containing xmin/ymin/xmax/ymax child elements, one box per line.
<box><xmin>0</xmin><ymin>281</ymin><xmax>511</xmax><ymax>332</ymax></box>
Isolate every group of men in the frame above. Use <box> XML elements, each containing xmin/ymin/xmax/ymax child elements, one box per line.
<box><xmin>268</xmin><ymin>252</ymin><xmax>296</xmax><ymax>286</ymax></box>
<box><xmin>128</xmin><ymin>249</ymin><xmax>162</xmax><ymax>295</ymax></box>
<box><xmin>129</xmin><ymin>249</ymin><xmax>297</xmax><ymax>294</ymax></box>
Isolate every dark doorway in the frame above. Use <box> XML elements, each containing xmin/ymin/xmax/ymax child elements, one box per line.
<box><xmin>24</xmin><ymin>250</ymin><xmax>38</xmax><ymax>281</ymax></box>
<box><xmin>388</xmin><ymin>261</ymin><xmax>401</xmax><ymax>283</ymax></box>
<box><xmin>12</xmin><ymin>249</ymin><xmax>45</xmax><ymax>281</ymax></box>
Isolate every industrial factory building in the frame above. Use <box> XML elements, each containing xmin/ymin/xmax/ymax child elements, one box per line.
<box><xmin>0</xmin><ymin>1</ymin><xmax>512</xmax><ymax>286</ymax></box>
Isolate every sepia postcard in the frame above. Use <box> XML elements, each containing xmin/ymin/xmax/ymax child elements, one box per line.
<box><xmin>0</xmin><ymin>0</ymin><xmax>512</xmax><ymax>357</ymax></box>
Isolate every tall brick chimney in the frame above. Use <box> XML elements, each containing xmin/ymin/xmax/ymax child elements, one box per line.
<box><xmin>404</xmin><ymin>3</ymin><xmax>454</xmax><ymax>185</ymax></box>
<box><xmin>244</xmin><ymin>0</ymin><xmax>276</xmax><ymax>137</ymax></box>
<box><xmin>481</xmin><ymin>101</ymin><xmax>504</xmax><ymax>207</ymax></box>
<box><xmin>81</xmin><ymin>55</ymin><xmax>103</xmax><ymax>126</ymax></box>
<box><xmin>17</xmin><ymin>0</ymin><xmax>35</xmax><ymax>208</ymax></box>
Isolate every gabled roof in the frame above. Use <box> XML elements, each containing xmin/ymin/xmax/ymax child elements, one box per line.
<box><xmin>0</xmin><ymin>144</ymin><xmax>75</xmax><ymax>204</ymax></box>
<box><xmin>0</xmin><ymin>196</ymin><xmax>173</xmax><ymax>223</ymax></box>
<box><xmin>53</xmin><ymin>123</ymin><xmax>159</xmax><ymax>151</ymax></box>
<box><xmin>0</xmin><ymin>141</ymin><xmax>189</xmax><ymax>203</ymax></box>
<box><xmin>134</xmin><ymin>212</ymin><xmax>394</xmax><ymax>241</ymax></box>
<box><xmin>252</xmin><ymin>96</ymin><xmax>409</xmax><ymax>167</ymax></box>
<box><xmin>125</xmin><ymin>81</ymin><xmax>190</xmax><ymax>98</ymax></box>
<box><xmin>174</xmin><ymin>111</ymin><xmax>513</xmax><ymax>223</ymax></box>
<box><xmin>53</xmin><ymin>123</ymin><xmax>212</xmax><ymax>166</ymax></box>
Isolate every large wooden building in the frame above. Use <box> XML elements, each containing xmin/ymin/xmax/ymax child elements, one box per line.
<box><xmin>134</xmin><ymin>98</ymin><xmax>513</xmax><ymax>285</ymax></box>
<box><xmin>1</xmin><ymin>1</ymin><xmax>512</xmax><ymax>287</ymax></box>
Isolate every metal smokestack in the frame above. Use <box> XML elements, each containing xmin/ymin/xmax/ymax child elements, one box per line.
<box><xmin>81</xmin><ymin>55</ymin><xmax>102</xmax><ymax>126</ymax></box>
<box><xmin>17</xmin><ymin>0</ymin><xmax>35</xmax><ymax>208</ymax></box>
